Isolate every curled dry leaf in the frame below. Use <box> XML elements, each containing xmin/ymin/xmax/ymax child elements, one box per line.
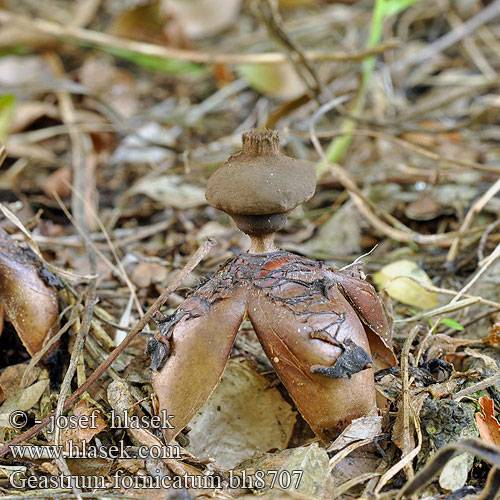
<box><xmin>475</xmin><ymin>395</ymin><xmax>500</xmax><ymax>447</ymax></box>
<box><xmin>0</xmin><ymin>227</ymin><xmax>59</xmax><ymax>356</ymax></box>
<box><xmin>150</xmin><ymin>250</ymin><xmax>396</xmax><ymax>443</ymax></box>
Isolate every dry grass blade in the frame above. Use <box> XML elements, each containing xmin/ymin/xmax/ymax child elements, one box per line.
<box><xmin>0</xmin><ymin>9</ymin><xmax>398</xmax><ymax>65</ymax></box>
<box><xmin>397</xmin><ymin>439</ymin><xmax>500</xmax><ymax>499</ymax></box>
<box><xmin>0</xmin><ymin>203</ymin><xmax>95</xmax><ymax>280</ymax></box>
<box><xmin>374</xmin><ymin>327</ymin><xmax>422</xmax><ymax>495</ymax></box>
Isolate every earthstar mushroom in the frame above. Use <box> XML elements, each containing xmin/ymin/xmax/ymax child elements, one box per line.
<box><xmin>149</xmin><ymin>130</ymin><xmax>396</xmax><ymax>444</ymax></box>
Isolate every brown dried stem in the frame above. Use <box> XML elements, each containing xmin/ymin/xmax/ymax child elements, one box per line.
<box><xmin>0</xmin><ymin>9</ymin><xmax>398</xmax><ymax>65</ymax></box>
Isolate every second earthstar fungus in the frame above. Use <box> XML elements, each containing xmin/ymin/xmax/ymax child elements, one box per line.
<box><xmin>148</xmin><ymin>130</ymin><xmax>396</xmax><ymax>444</ymax></box>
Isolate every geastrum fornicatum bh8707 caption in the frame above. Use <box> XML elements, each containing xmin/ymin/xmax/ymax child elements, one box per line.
<box><xmin>148</xmin><ymin>129</ymin><xmax>397</xmax><ymax>444</ymax></box>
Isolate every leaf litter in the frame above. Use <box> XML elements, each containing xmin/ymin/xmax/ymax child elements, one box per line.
<box><xmin>0</xmin><ymin>0</ymin><xmax>499</xmax><ymax>498</ymax></box>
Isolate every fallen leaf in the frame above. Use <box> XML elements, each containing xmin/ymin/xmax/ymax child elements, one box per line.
<box><xmin>465</xmin><ymin>348</ymin><xmax>498</xmax><ymax>372</ymax></box>
<box><xmin>405</xmin><ymin>193</ymin><xmax>443</xmax><ymax>221</ymax></box>
<box><xmin>10</xmin><ymin>101</ymin><xmax>58</xmax><ymax>134</ymax></box>
<box><xmin>327</xmin><ymin>415</ymin><xmax>382</xmax><ymax>452</ymax></box>
<box><xmin>373</xmin><ymin>259</ymin><xmax>439</xmax><ymax>310</ymax></box>
<box><xmin>239</xmin><ymin>443</ymin><xmax>331</xmax><ymax>497</ymax></box>
<box><xmin>130</xmin><ymin>174</ymin><xmax>206</xmax><ymax>209</ymax></box>
<box><xmin>62</xmin><ymin>400</ymin><xmax>108</xmax><ymax>451</ymax></box>
<box><xmin>0</xmin><ymin>375</ymin><xmax>49</xmax><ymax>429</ymax></box>
<box><xmin>0</xmin><ymin>56</ymin><xmax>53</xmax><ymax>86</ymax></box>
<box><xmin>80</xmin><ymin>57</ymin><xmax>138</xmax><ymax>119</ymax></box>
<box><xmin>305</xmin><ymin>201</ymin><xmax>361</xmax><ymax>256</ymax></box>
<box><xmin>43</xmin><ymin>167</ymin><xmax>72</xmax><ymax>200</ymax></box>
<box><xmin>475</xmin><ymin>395</ymin><xmax>500</xmax><ymax>446</ymax></box>
<box><xmin>237</xmin><ymin>61</ymin><xmax>306</xmax><ymax>100</ymax></box>
<box><xmin>0</xmin><ymin>364</ymin><xmax>41</xmax><ymax>402</ymax></box>
<box><xmin>162</xmin><ymin>0</ymin><xmax>242</xmax><ymax>39</ymax></box>
<box><xmin>185</xmin><ymin>359</ymin><xmax>296</xmax><ymax>469</ymax></box>
<box><xmin>439</xmin><ymin>452</ymin><xmax>472</xmax><ymax>492</ymax></box>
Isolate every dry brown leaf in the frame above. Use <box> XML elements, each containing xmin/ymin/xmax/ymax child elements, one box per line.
<box><xmin>0</xmin><ymin>373</ymin><xmax>49</xmax><ymax>429</ymax></box>
<box><xmin>0</xmin><ymin>364</ymin><xmax>40</xmax><ymax>403</ymax></box>
<box><xmin>475</xmin><ymin>395</ymin><xmax>500</xmax><ymax>447</ymax></box>
<box><xmin>132</xmin><ymin>262</ymin><xmax>168</xmax><ymax>288</ymax></box>
<box><xmin>186</xmin><ymin>359</ymin><xmax>296</xmax><ymax>469</ymax></box>
<box><xmin>327</xmin><ymin>415</ymin><xmax>382</xmax><ymax>452</ymax></box>
<box><xmin>162</xmin><ymin>0</ymin><xmax>242</xmax><ymax>39</ymax></box>
<box><xmin>62</xmin><ymin>400</ymin><xmax>107</xmax><ymax>451</ymax></box>
<box><xmin>405</xmin><ymin>194</ymin><xmax>443</xmax><ymax>221</ymax></box>
<box><xmin>464</xmin><ymin>348</ymin><xmax>499</xmax><ymax>372</ymax></box>
<box><xmin>80</xmin><ymin>57</ymin><xmax>138</xmax><ymax>120</ymax></box>
<box><xmin>10</xmin><ymin>101</ymin><xmax>58</xmax><ymax>134</ymax></box>
<box><xmin>425</xmin><ymin>334</ymin><xmax>480</xmax><ymax>360</ymax></box>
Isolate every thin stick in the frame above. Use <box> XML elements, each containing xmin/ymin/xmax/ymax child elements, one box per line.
<box><xmin>0</xmin><ymin>238</ymin><xmax>216</xmax><ymax>458</ymax></box>
<box><xmin>453</xmin><ymin>371</ymin><xmax>500</xmax><ymax>401</ymax></box>
<box><xmin>447</xmin><ymin>177</ymin><xmax>500</xmax><ymax>262</ymax></box>
<box><xmin>0</xmin><ymin>9</ymin><xmax>398</xmax><ymax>65</ymax></box>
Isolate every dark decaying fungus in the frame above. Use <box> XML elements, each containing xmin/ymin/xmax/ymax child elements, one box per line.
<box><xmin>149</xmin><ymin>130</ymin><xmax>396</xmax><ymax>444</ymax></box>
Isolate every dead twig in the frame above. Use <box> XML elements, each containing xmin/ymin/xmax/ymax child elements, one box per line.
<box><xmin>447</xmin><ymin>177</ymin><xmax>500</xmax><ymax>263</ymax></box>
<box><xmin>257</xmin><ymin>0</ymin><xmax>323</xmax><ymax>99</ymax></box>
<box><xmin>374</xmin><ymin>328</ymin><xmax>422</xmax><ymax>494</ymax></box>
<box><xmin>0</xmin><ymin>9</ymin><xmax>398</xmax><ymax>65</ymax></box>
<box><xmin>453</xmin><ymin>371</ymin><xmax>500</xmax><ymax>401</ymax></box>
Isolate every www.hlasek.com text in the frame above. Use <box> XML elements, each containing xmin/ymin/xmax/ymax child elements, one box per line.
<box><xmin>9</xmin><ymin>440</ymin><xmax>181</xmax><ymax>460</ymax></box>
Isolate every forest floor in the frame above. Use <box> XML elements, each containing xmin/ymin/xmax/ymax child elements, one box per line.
<box><xmin>0</xmin><ymin>0</ymin><xmax>500</xmax><ymax>499</ymax></box>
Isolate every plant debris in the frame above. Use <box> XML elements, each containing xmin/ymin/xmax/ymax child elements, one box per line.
<box><xmin>0</xmin><ymin>0</ymin><xmax>499</xmax><ymax>497</ymax></box>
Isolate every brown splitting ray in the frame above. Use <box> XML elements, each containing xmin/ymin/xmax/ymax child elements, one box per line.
<box><xmin>150</xmin><ymin>250</ymin><xmax>394</xmax><ymax>443</ymax></box>
<box><xmin>151</xmin><ymin>285</ymin><xmax>247</xmax><ymax>443</ymax></box>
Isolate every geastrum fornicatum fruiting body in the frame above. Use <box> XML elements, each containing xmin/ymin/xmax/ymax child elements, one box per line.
<box><xmin>149</xmin><ymin>130</ymin><xmax>396</xmax><ymax>443</ymax></box>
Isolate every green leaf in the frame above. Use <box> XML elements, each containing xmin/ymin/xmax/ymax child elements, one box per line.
<box><xmin>0</xmin><ymin>94</ymin><xmax>16</xmax><ymax>143</ymax></box>
<box><xmin>439</xmin><ymin>317</ymin><xmax>465</xmax><ymax>331</ymax></box>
